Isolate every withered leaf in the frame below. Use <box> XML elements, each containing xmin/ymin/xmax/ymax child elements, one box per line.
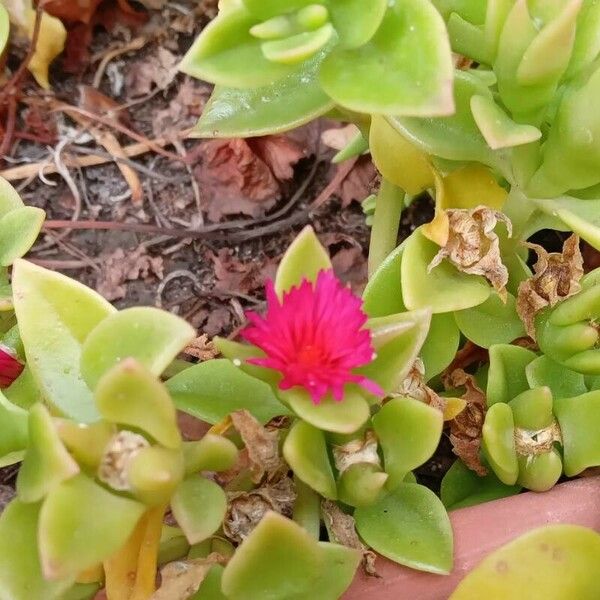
<box><xmin>429</xmin><ymin>207</ymin><xmax>512</xmax><ymax>300</ymax></box>
<box><xmin>516</xmin><ymin>234</ymin><xmax>583</xmax><ymax>339</ymax></box>
<box><xmin>338</xmin><ymin>156</ymin><xmax>377</xmax><ymax>207</ymax></box>
<box><xmin>394</xmin><ymin>358</ymin><xmax>447</xmax><ymax>414</ymax></box>
<box><xmin>332</xmin><ymin>430</ymin><xmax>380</xmax><ymax>474</ymax></box>
<box><xmin>230</xmin><ymin>410</ymin><xmax>282</xmax><ymax>484</ymax></box>
<box><xmin>223</xmin><ymin>477</ymin><xmax>296</xmax><ymax>544</ymax></box>
<box><xmin>321</xmin><ymin>500</ymin><xmax>377</xmax><ymax>576</ymax></box>
<box><xmin>184</xmin><ymin>334</ymin><xmax>219</xmax><ymax>362</ymax></box>
<box><xmin>151</xmin><ymin>554</ymin><xmax>226</xmax><ymax>600</ymax></box>
<box><xmin>445</xmin><ymin>369</ymin><xmax>488</xmax><ymax>476</ymax></box>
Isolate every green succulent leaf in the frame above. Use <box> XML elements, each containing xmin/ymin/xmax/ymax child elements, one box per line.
<box><xmin>221</xmin><ymin>511</ymin><xmax>321</xmax><ymax>600</ymax></box>
<box><xmin>420</xmin><ymin>313</ymin><xmax>461</xmax><ymax>380</ymax></box>
<box><xmin>171</xmin><ymin>476</ymin><xmax>227</xmax><ymax>545</ymax></box>
<box><xmin>0</xmin><ymin>177</ymin><xmax>24</xmax><ymax>217</ymax></box>
<box><xmin>0</xmin><ymin>5</ymin><xmax>8</xmax><ymax>56</ymax></box>
<box><xmin>319</xmin><ymin>0</ymin><xmax>454</xmax><ymax>115</ymax></box>
<box><xmin>0</xmin><ymin>206</ymin><xmax>45</xmax><ymax>266</ymax></box>
<box><xmin>38</xmin><ymin>474</ymin><xmax>145</xmax><ymax>580</ymax></box>
<box><xmin>440</xmin><ymin>460</ymin><xmax>521</xmax><ymax>510</ymax></box>
<box><xmin>292</xmin><ymin>476</ymin><xmax>320</xmax><ymax>538</ymax></box>
<box><xmin>242</xmin><ymin>0</ymin><xmax>314</xmax><ymax>20</ymax></box>
<box><xmin>190</xmin><ymin>565</ymin><xmax>227</xmax><ymax>600</ymax></box>
<box><xmin>373</xmin><ymin>397</ymin><xmax>443</xmax><ymax>490</ymax></box>
<box><xmin>554</xmin><ymin>390</ymin><xmax>600</xmax><ymax>476</ymax></box>
<box><xmin>567</xmin><ymin>0</ymin><xmax>600</xmax><ymax>77</ymax></box>
<box><xmin>167</xmin><ymin>359</ymin><xmax>289</xmax><ymax>425</ymax></box>
<box><xmin>337</xmin><ymin>462</ymin><xmax>388</xmax><ymax>507</ymax></box>
<box><xmin>0</xmin><ymin>391</ymin><xmax>28</xmax><ymax>458</ymax></box>
<box><xmin>183</xmin><ymin>434</ymin><xmax>239</xmax><ymax>475</ymax></box>
<box><xmin>516</xmin><ymin>449</ymin><xmax>562</xmax><ymax>492</ymax></box>
<box><xmin>481</xmin><ymin>402</ymin><xmax>519</xmax><ymax>485</ymax></box>
<box><xmin>362</xmin><ymin>243</ymin><xmax>406</xmax><ymax>318</ymax></box>
<box><xmin>307</xmin><ymin>542</ymin><xmax>361</xmax><ymax>600</ymax></box>
<box><xmin>280</xmin><ymin>386</ymin><xmax>369</xmax><ymax>434</ymax></box>
<box><xmin>0</xmin><ymin>500</ymin><xmax>74</xmax><ymax>600</ymax></box>
<box><xmin>179</xmin><ymin>6</ymin><xmax>293</xmax><ymax>88</ymax></box>
<box><xmin>17</xmin><ymin>404</ymin><xmax>79</xmax><ymax>503</ymax></box>
<box><xmin>359</xmin><ymin>309</ymin><xmax>431</xmax><ymax>393</ymax></box>
<box><xmin>355</xmin><ymin>483</ymin><xmax>453</xmax><ymax>574</ymax></box>
<box><xmin>12</xmin><ymin>260</ymin><xmax>115</xmax><ymax>422</ymax></box>
<box><xmin>509</xmin><ymin>387</ymin><xmax>554</xmax><ymax>430</ymax></box>
<box><xmin>526</xmin><ymin>355</ymin><xmax>587</xmax><ymax>400</ymax></box>
<box><xmin>329</xmin><ymin>0</ymin><xmax>387</xmax><ymax>48</ymax></box>
<box><xmin>450</xmin><ymin>525</ymin><xmax>600</xmax><ymax>599</ymax></box>
<box><xmin>94</xmin><ymin>358</ymin><xmax>181</xmax><ymax>450</ymax></box>
<box><xmin>401</xmin><ymin>228</ymin><xmax>491</xmax><ymax>313</ymax></box>
<box><xmin>283</xmin><ymin>419</ymin><xmax>337</xmax><ymax>499</ymax></box>
<box><xmin>194</xmin><ymin>56</ymin><xmax>334</xmax><ymax>138</ymax></box>
<box><xmin>275</xmin><ymin>225</ymin><xmax>332</xmax><ymax>295</ymax></box>
<box><xmin>80</xmin><ymin>307</ymin><xmax>195</xmax><ymax>390</ymax></box>
<box><xmin>454</xmin><ymin>292</ymin><xmax>526</xmax><ymax>348</ymax></box>
<box><xmin>213</xmin><ymin>338</ymin><xmax>279</xmax><ymax>385</ymax></box>
<box><xmin>486</xmin><ymin>344</ymin><xmax>537</xmax><ymax>405</ymax></box>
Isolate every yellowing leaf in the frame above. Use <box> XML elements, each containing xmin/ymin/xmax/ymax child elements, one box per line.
<box><xmin>4</xmin><ymin>1</ymin><xmax>66</xmax><ymax>89</ymax></box>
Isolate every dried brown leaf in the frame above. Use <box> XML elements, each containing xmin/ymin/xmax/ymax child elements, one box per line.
<box><xmin>516</xmin><ymin>234</ymin><xmax>583</xmax><ymax>339</ymax></box>
<box><xmin>338</xmin><ymin>156</ymin><xmax>377</xmax><ymax>207</ymax></box>
<box><xmin>332</xmin><ymin>430</ymin><xmax>380</xmax><ymax>474</ymax></box>
<box><xmin>204</xmin><ymin>308</ymin><xmax>232</xmax><ymax>338</ymax></box>
<box><xmin>184</xmin><ymin>334</ymin><xmax>219</xmax><ymax>362</ymax></box>
<box><xmin>96</xmin><ymin>246</ymin><xmax>163</xmax><ymax>301</ymax></box>
<box><xmin>445</xmin><ymin>369</ymin><xmax>488</xmax><ymax>476</ymax></box>
<box><xmin>321</xmin><ymin>124</ymin><xmax>361</xmax><ymax>151</ymax></box>
<box><xmin>394</xmin><ymin>358</ymin><xmax>447</xmax><ymax>414</ymax></box>
<box><xmin>126</xmin><ymin>47</ymin><xmax>179</xmax><ymax>98</ymax></box>
<box><xmin>248</xmin><ymin>136</ymin><xmax>305</xmax><ymax>181</ymax></box>
<box><xmin>429</xmin><ymin>207</ymin><xmax>512</xmax><ymax>299</ymax></box>
<box><xmin>210</xmin><ymin>248</ymin><xmax>277</xmax><ymax>296</ymax></box>
<box><xmin>321</xmin><ymin>500</ymin><xmax>377</xmax><ymax>576</ymax></box>
<box><xmin>331</xmin><ymin>246</ymin><xmax>368</xmax><ymax>294</ymax></box>
<box><xmin>151</xmin><ymin>554</ymin><xmax>226</xmax><ymax>600</ymax></box>
<box><xmin>230</xmin><ymin>410</ymin><xmax>282</xmax><ymax>484</ymax></box>
<box><xmin>223</xmin><ymin>479</ymin><xmax>296</xmax><ymax>543</ymax></box>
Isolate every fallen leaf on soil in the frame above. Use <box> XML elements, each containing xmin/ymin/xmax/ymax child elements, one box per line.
<box><xmin>331</xmin><ymin>246</ymin><xmax>368</xmax><ymax>293</ymax></box>
<box><xmin>184</xmin><ymin>334</ymin><xmax>219</xmax><ymax>362</ymax></box>
<box><xmin>210</xmin><ymin>248</ymin><xmax>277</xmax><ymax>296</ymax></box>
<box><xmin>230</xmin><ymin>410</ymin><xmax>282</xmax><ymax>484</ymax></box>
<box><xmin>151</xmin><ymin>554</ymin><xmax>226</xmax><ymax>600</ymax></box>
<box><xmin>321</xmin><ymin>500</ymin><xmax>377</xmax><ymax>576</ymax></box>
<box><xmin>429</xmin><ymin>207</ymin><xmax>512</xmax><ymax>300</ymax></box>
<box><xmin>445</xmin><ymin>369</ymin><xmax>488</xmax><ymax>476</ymax></box>
<box><xmin>223</xmin><ymin>477</ymin><xmax>296</xmax><ymax>543</ymax></box>
<box><xmin>4</xmin><ymin>0</ymin><xmax>67</xmax><ymax>88</ymax></box>
<box><xmin>204</xmin><ymin>307</ymin><xmax>232</xmax><ymax>337</ymax></box>
<box><xmin>191</xmin><ymin>136</ymin><xmax>303</xmax><ymax>221</ymax></box>
<box><xmin>516</xmin><ymin>234</ymin><xmax>583</xmax><ymax>339</ymax></box>
<box><xmin>337</xmin><ymin>156</ymin><xmax>377</xmax><ymax>207</ymax></box>
<box><xmin>96</xmin><ymin>246</ymin><xmax>163</xmax><ymax>301</ymax></box>
<box><xmin>248</xmin><ymin>136</ymin><xmax>305</xmax><ymax>180</ymax></box>
<box><xmin>126</xmin><ymin>47</ymin><xmax>179</xmax><ymax>97</ymax></box>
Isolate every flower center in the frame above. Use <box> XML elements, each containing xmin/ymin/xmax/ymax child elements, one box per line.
<box><xmin>296</xmin><ymin>344</ymin><xmax>325</xmax><ymax>367</ymax></box>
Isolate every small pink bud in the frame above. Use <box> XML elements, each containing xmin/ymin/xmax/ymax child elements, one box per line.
<box><xmin>0</xmin><ymin>345</ymin><xmax>24</xmax><ymax>388</ymax></box>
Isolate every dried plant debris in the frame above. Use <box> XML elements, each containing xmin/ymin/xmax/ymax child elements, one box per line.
<box><xmin>229</xmin><ymin>410</ymin><xmax>282</xmax><ymax>484</ymax></box>
<box><xmin>321</xmin><ymin>500</ymin><xmax>377</xmax><ymax>576</ymax></box>
<box><xmin>517</xmin><ymin>234</ymin><xmax>584</xmax><ymax>339</ymax></box>
<box><xmin>183</xmin><ymin>334</ymin><xmax>219</xmax><ymax>362</ymax></box>
<box><xmin>151</xmin><ymin>554</ymin><xmax>226</xmax><ymax>600</ymax></box>
<box><xmin>332</xmin><ymin>430</ymin><xmax>381</xmax><ymax>474</ymax></box>
<box><xmin>394</xmin><ymin>358</ymin><xmax>447</xmax><ymax>414</ymax></box>
<box><xmin>445</xmin><ymin>369</ymin><xmax>488</xmax><ymax>476</ymax></box>
<box><xmin>429</xmin><ymin>207</ymin><xmax>512</xmax><ymax>299</ymax></box>
<box><xmin>223</xmin><ymin>477</ymin><xmax>296</xmax><ymax>544</ymax></box>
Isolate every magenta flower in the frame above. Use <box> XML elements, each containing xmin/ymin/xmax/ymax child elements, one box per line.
<box><xmin>241</xmin><ymin>270</ymin><xmax>383</xmax><ymax>404</ymax></box>
<box><xmin>0</xmin><ymin>345</ymin><xmax>23</xmax><ymax>388</ymax></box>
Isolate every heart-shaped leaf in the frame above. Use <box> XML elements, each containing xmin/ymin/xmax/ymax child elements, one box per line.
<box><xmin>38</xmin><ymin>474</ymin><xmax>145</xmax><ymax>580</ymax></box>
<box><xmin>355</xmin><ymin>483</ymin><xmax>453</xmax><ymax>574</ymax></box>
<box><xmin>281</xmin><ymin>386</ymin><xmax>369</xmax><ymax>434</ymax></box>
<box><xmin>401</xmin><ymin>228</ymin><xmax>491</xmax><ymax>313</ymax></box>
<box><xmin>440</xmin><ymin>459</ymin><xmax>521</xmax><ymax>510</ymax></box>
<box><xmin>81</xmin><ymin>307</ymin><xmax>195</xmax><ymax>390</ymax></box>
<box><xmin>0</xmin><ymin>500</ymin><xmax>74</xmax><ymax>600</ymax></box>
<box><xmin>319</xmin><ymin>0</ymin><xmax>454</xmax><ymax>115</ymax></box>
<box><xmin>450</xmin><ymin>525</ymin><xmax>600</xmax><ymax>599</ymax></box>
<box><xmin>17</xmin><ymin>403</ymin><xmax>79</xmax><ymax>503</ymax></box>
<box><xmin>454</xmin><ymin>292</ymin><xmax>525</xmax><ymax>348</ymax></box>
<box><xmin>486</xmin><ymin>344</ymin><xmax>537</xmax><ymax>405</ymax></box>
<box><xmin>275</xmin><ymin>225</ymin><xmax>331</xmax><ymax>295</ymax></box>
<box><xmin>94</xmin><ymin>359</ymin><xmax>181</xmax><ymax>450</ymax></box>
<box><xmin>0</xmin><ymin>206</ymin><xmax>45</xmax><ymax>266</ymax></box>
<box><xmin>167</xmin><ymin>359</ymin><xmax>289</xmax><ymax>425</ymax></box>
<box><xmin>171</xmin><ymin>476</ymin><xmax>227</xmax><ymax>545</ymax></box>
<box><xmin>373</xmin><ymin>397</ymin><xmax>443</xmax><ymax>489</ymax></box>
<box><xmin>221</xmin><ymin>512</ymin><xmax>321</xmax><ymax>599</ymax></box>
<box><xmin>283</xmin><ymin>419</ymin><xmax>337</xmax><ymax>499</ymax></box>
<box><xmin>12</xmin><ymin>260</ymin><xmax>115</xmax><ymax>422</ymax></box>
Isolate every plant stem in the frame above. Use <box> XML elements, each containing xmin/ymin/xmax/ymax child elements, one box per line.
<box><xmin>368</xmin><ymin>179</ymin><xmax>405</xmax><ymax>277</ymax></box>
